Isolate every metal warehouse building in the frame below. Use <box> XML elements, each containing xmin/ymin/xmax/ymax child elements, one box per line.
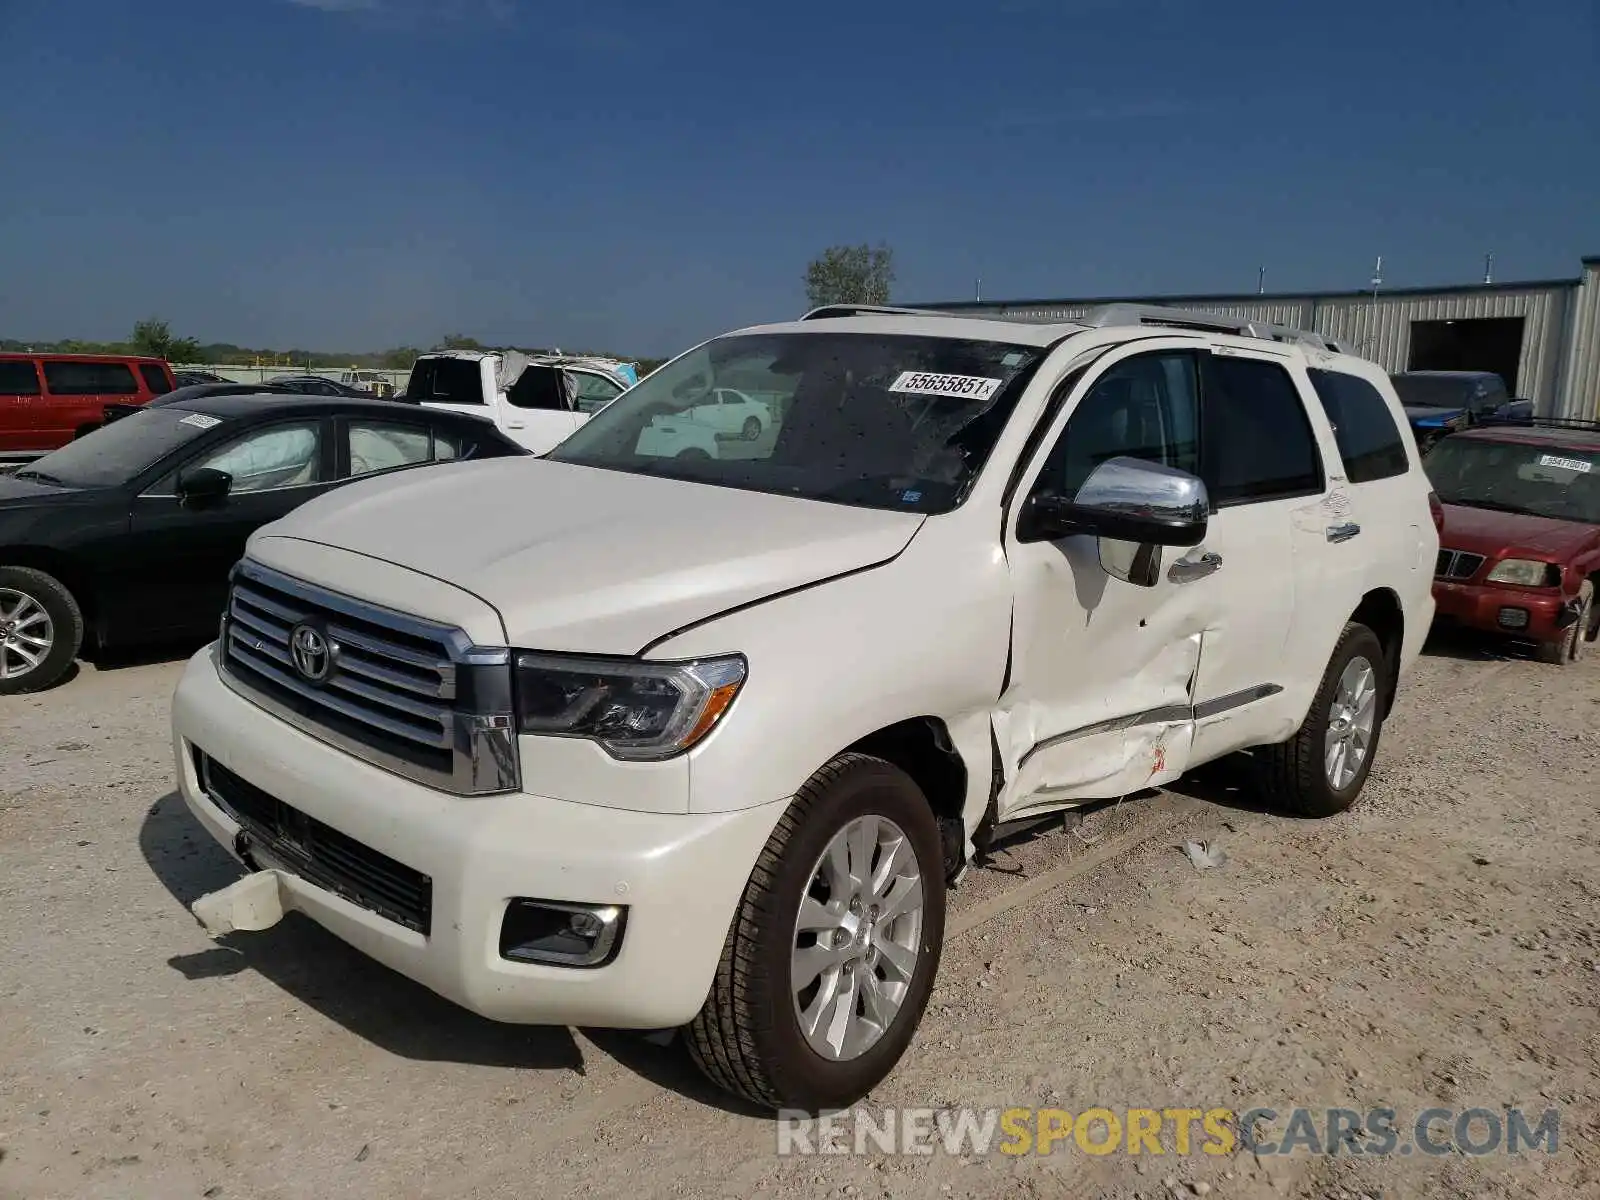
<box><xmin>921</xmin><ymin>254</ymin><xmax>1600</xmax><ymax>419</ymax></box>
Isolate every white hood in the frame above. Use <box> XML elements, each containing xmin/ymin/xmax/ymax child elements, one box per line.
<box><xmin>253</xmin><ymin>458</ymin><xmax>924</xmax><ymax>654</ymax></box>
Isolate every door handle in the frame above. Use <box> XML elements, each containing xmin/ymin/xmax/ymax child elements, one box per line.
<box><xmin>1168</xmin><ymin>550</ymin><xmax>1223</xmax><ymax>583</ymax></box>
<box><xmin>1326</xmin><ymin>522</ymin><xmax>1362</xmax><ymax>543</ymax></box>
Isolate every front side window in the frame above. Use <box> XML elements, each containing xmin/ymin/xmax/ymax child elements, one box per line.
<box><xmin>1034</xmin><ymin>352</ymin><xmax>1200</xmax><ymax>500</ymax></box>
<box><xmin>42</xmin><ymin>360</ymin><xmax>139</xmax><ymax>395</ymax></box>
<box><xmin>546</xmin><ymin>332</ymin><xmax>1045</xmax><ymax>513</ymax></box>
<box><xmin>191</xmin><ymin>422</ymin><xmax>323</xmax><ymax>493</ymax></box>
<box><xmin>1307</xmin><ymin>369</ymin><xmax>1409</xmax><ymax>483</ymax></box>
<box><xmin>0</xmin><ymin>360</ymin><xmax>41</xmax><ymax>395</ymax></box>
<box><xmin>1425</xmin><ymin>437</ymin><xmax>1599</xmax><ymax>524</ymax></box>
<box><xmin>1200</xmin><ymin>355</ymin><xmax>1323</xmax><ymax>505</ymax></box>
<box><xmin>571</xmin><ymin>371</ymin><xmax>624</xmax><ymax>414</ymax></box>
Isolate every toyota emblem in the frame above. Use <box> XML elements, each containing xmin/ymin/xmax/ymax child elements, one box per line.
<box><xmin>289</xmin><ymin>622</ymin><xmax>335</xmax><ymax>684</ymax></box>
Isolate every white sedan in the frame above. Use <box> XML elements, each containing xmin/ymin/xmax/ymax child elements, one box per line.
<box><xmin>685</xmin><ymin>388</ymin><xmax>772</xmax><ymax>440</ymax></box>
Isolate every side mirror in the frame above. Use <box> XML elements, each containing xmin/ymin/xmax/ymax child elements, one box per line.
<box><xmin>177</xmin><ymin>467</ymin><xmax>232</xmax><ymax>508</ymax></box>
<box><xmin>1020</xmin><ymin>456</ymin><xmax>1209</xmax><ymax>587</ymax></box>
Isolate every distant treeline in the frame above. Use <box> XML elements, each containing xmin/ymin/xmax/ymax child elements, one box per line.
<box><xmin>0</xmin><ymin>334</ymin><xmax>669</xmax><ymax>376</ymax></box>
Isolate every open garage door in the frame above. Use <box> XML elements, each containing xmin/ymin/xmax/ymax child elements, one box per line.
<box><xmin>1408</xmin><ymin>317</ymin><xmax>1524</xmax><ymax>394</ymax></box>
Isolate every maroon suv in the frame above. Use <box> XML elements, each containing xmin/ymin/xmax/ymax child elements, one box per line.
<box><xmin>1424</xmin><ymin>419</ymin><xmax>1600</xmax><ymax>664</ymax></box>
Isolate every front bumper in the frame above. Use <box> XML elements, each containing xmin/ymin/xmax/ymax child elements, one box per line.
<box><xmin>172</xmin><ymin>647</ymin><xmax>789</xmax><ymax>1028</ymax></box>
<box><xmin>1431</xmin><ymin>580</ymin><xmax>1576</xmax><ymax>642</ymax></box>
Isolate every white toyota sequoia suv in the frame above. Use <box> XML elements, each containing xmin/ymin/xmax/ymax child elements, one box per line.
<box><xmin>173</xmin><ymin>303</ymin><xmax>1438</xmax><ymax>1111</ymax></box>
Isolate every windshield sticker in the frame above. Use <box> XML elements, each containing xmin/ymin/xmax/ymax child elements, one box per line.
<box><xmin>178</xmin><ymin>413</ymin><xmax>222</xmax><ymax>430</ymax></box>
<box><xmin>889</xmin><ymin>371</ymin><xmax>1002</xmax><ymax>401</ymax></box>
<box><xmin>901</xmin><ymin>490</ymin><xmax>923</xmax><ymax>503</ymax></box>
<box><xmin>1538</xmin><ymin>453</ymin><xmax>1592</xmax><ymax>475</ymax></box>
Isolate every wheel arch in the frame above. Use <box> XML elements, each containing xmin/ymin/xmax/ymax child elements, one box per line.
<box><xmin>1350</xmin><ymin>587</ymin><xmax>1404</xmax><ymax>716</ymax></box>
<box><xmin>843</xmin><ymin>716</ymin><xmax>970</xmax><ymax>875</ymax></box>
<box><xmin>0</xmin><ymin>548</ymin><xmax>100</xmax><ymax>646</ymax></box>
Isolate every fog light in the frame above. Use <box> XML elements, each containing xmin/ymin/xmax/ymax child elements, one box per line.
<box><xmin>500</xmin><ymin>899</ymin><xmax>625</xmax><ymax>968</ymax></box>
<box><xmin>1498</xmin><ymin>607</ymin><xmax>1530</xmax><ymax>629</ymax></box>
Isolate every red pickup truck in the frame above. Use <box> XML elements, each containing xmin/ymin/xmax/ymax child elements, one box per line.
<box><xmin>0</xmin><ymin>353</ymin><xmax>175</xmax><ymax>458</ymax></box>
<box><xmin>1424</xmin><ymin>418</ymin><xmax>1600</xmax><ymax>664</ymax></box>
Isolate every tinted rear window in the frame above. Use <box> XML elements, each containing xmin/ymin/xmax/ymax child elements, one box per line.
<box><xmin>43</xmin><ymin>360</ymin><xmax>139</xmax><ymax>395</ymax></box>
<box><xmin>0</xmin><ymin>361</ymin><xmax>41</xmax><ymax>395</ymax></box>
<box><xmin>1307</xmin><ymin>369</ymin><xmax>1410</xmax><ymax>483</ymax></box>
<box><xmin>406</xmin><ymin>358</ymin><xmax>485</xmax><ymax>405</ymax></box>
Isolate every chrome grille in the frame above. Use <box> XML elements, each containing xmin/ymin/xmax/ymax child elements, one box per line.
<box><xmin>219</xmin><ymin>560</ymin><xmax>518</xmax><ymax>795</ymax></box>
<box><xmin>1435</xmin><ymin>549</ymin><xmax>1486</xmax><ymax>580</ymax></box>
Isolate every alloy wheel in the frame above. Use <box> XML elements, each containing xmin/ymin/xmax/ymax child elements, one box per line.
<box><xmin>0</xmin><ymin>589</ymin><xmax>55</xmax><ymax>681</ymax></box>
<box><xmin>791</xmin><ymin>814</ymin><xmax>925</xmax><ymax>1062</ymax></box>
<box><xmin>1325</xmin><ymin>655</ymin><xmax>1377</xmax><ymax>790</ymax></box>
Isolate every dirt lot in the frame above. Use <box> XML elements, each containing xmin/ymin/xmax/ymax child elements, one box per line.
<box><xmin>2</xmin><ymin>635</ymin><xmax>1597</xmax><ymax>1200</ymax></box>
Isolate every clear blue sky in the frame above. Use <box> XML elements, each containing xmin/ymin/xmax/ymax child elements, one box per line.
<box><xmin>1</xmin><ymin>0</ymin><xmax>1595</xmax><ymax>356</ymax></box>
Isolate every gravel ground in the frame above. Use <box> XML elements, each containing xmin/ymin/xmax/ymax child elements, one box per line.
<box><xmin>2</xmin><ymin>631</ymin><xmax>1597</xmax><ymax>1200</ymax></box>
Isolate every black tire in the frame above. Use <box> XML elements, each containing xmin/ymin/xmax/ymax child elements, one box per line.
<box><xmin>1257</xmin><ymin>623</ymin><xmax>1388</xmax><ymax>817</ymax></box>
<box><xmin>1537</xmin><ymin>581</ymin><xmax>1592</xmax><ymax>666</ymax></box>
<box><xmin>741</xmin><ymin>416</ymin><xmax>762</xmax><ymax>441</ymax></box>
<box><xmin>0</xmin><ymin>566</ymin><xmax>84</xmax><ymax>694</ymax></box>
<box><xmin>685</xmin><ymin>753</ymin><xmax>946</xmax><ymax>1112</ymax></box>
<box><xmin>675</xmin><ymin>447</ymin><xmax>712</xmax><ymax>461</ymax></box>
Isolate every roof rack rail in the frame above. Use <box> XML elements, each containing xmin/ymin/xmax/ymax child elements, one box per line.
<box><xmin>799</xmin><ymin>303</ymin><xmax>952</xmax><ymax>321</ymax></box>
<box><xmin>1079</xmin><ymin>303</ymin><xmax>1353</xmax><ymax>354</ymax></box>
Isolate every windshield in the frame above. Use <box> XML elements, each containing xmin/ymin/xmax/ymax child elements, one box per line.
<box><xmin>546</xmin><ymin>332</ymin><xmax>1045</xmax><ymax>513</ymax></box>
<box><xmin>1425</xmin><ymin>436</ymin><xmax>1600</xmax><ymax>524</ymax></box>
<box><xmin>15</xmin><ymin>407</ymin><xmax>220</xmax><ymax>489</ymax></box>
<box><xmin>1392</xmin><ymin>375</ymin><xmax>1492</xmax><ymax>409</ymax></box>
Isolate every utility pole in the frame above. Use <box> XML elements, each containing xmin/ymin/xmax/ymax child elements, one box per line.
<box><xmin>1257</xmin><ymin>265</ymin><xmax>1266</xmax><ymax>295</ymax></box>
<box><xmin>1483</xmin><ymin>252</ymin><xmax>1494</xmax><ymax>285</ymax></box>
<box><xmin>975</xmin><ymin>277</ymin><xmax>982</xmax><ymax>302</ymax></box>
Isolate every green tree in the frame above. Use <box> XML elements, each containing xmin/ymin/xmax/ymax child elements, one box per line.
<box><xmin>803</xmin><ymin>243</ymin><xmax>895</xmax><ymax>309</ymax></box>
<box><xmin>130</xmin><ymin>317</ymin><xmax>201</xmax><ymax>363</ymax></box>
<box><xmin>440</xmin><ymin>333</ymin><xmax>484</xmax><ymax>351</ymax></box>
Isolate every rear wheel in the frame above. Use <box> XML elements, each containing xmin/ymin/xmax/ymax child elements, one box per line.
<box><xmin>675</xmin><ymin>447</ymin><xmax>712</xmax><ymax>461</ymax></box>
<box><xmin>0</xmin><ymin>567</ymin><xmax>83</xmax><ymax>694</ymax></box>
<box><xmin>1537</xmin><ymin>581</ymin><xmax>1592</xmax><ymax>666</ymax></box>
<box><xmin>686</xmin><ymin>753</ymin><xmax>946</xmax><ymax>1112</ymax></box>
<box><xmin>1257</xmin><ymin>623</ymin><xmax>1388</xmax><ymax>817</ymax></box>
<box><xmin>741</xmin><ymin>416</ymin><xmax>762</xmax><ymax>441</ymax></box>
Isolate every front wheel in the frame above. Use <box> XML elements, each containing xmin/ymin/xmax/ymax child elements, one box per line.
<box><xmin>0</xmin><ymin>566</ymin><xmax>84</xmax><ymax>694</ymax></box>
<box><xmin>1257</xmin><ymin>623</ymin><xmax>1388</xmax><ymax>817</ymax></box>
<box><xmin>686</xmin><ymin>753</ymin><xmax>946</xmax><ymax>1112</ymax></box>
<box><xmin>741</xmin><ymin>416</ymin><xmax>762</xmax><ymax>441</ymax></box>
<box><xmin>1537</xmin><ymin>581</ymin><xmax>1593</xmax><ymax>666</ymax></box>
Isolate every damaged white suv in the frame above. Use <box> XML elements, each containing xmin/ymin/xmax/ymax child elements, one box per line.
<box><xmin>173</xmin><ymin>303</ymin><xmax>1437</xmax><ymax>1111</ymax></box>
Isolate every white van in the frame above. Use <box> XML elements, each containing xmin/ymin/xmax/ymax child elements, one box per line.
<box><xmin>174</xmin><ymin>303</ymin><xmax>1437</xmax><ymax>1112</ymax></box>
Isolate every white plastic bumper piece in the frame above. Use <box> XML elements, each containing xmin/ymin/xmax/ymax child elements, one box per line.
<box><xmin>171</xmin><ymin>647</ymin><xmax>790</xmax><ymax>1029</ymax></box>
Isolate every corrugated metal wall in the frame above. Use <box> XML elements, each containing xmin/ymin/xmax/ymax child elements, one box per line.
<box><xmin>937</xmin><ymin>275</ymin><xmax>1600</xmax><ymax>416</ymax></box>
<box><xmin>1559</xmin><ymin>261</ymin><xmax>1600</xmax><ymax>419</ymax></box>
<box><xmin>1311</xmin><ymin>287</ymin><xmax>1571</xmax><ymax>408</ymax></box>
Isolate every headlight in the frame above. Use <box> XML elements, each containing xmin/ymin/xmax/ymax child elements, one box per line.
<box><xmin>1485</xmin><ymin>559</ymin><xmax>1556</xmax><ymax>587</ymax></box>
<box><xmin>514</xmin><ymin>652</ymin><xmax>746</xmax><ymax>760</ymax></box>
